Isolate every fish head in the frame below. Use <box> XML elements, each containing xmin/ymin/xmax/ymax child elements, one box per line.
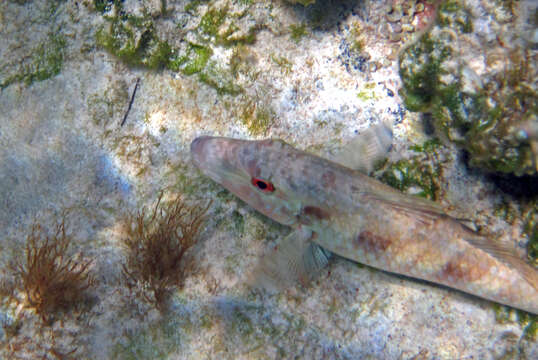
<box><xmin>191</xmin><ymin>136</ymin><xmax>321</xmax><ymax>226</ymax></box>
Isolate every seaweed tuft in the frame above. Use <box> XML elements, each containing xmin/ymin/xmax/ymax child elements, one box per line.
<box><xmin>8</xmin><ymin>221</ymin><xmax>94</xmax><ymax>324</ymax></box>
<box><xmin>121</xmin><ymin>193</ymin><xmax>211</xmax><ymax>310</ymax></box>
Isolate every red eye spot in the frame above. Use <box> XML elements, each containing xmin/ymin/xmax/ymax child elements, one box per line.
<box><xmin>251</xmin><ymin>177</ymin><xmax>275</xmax><ymax>192</ymax></box>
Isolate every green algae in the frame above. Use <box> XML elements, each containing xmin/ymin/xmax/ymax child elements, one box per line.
<box><xmin>285</xmin><ymin>0</ymin><xmax>316</xmax><ymax>6</ymax></box>
<box><xmin>96</xmin><ymin>15</ymin><xmax>172</xmax><ymax>70</ymax></box>
<box><xmin>199</xmin><ymin>7</ymin><xmax>228</xmax><ymax>38</ymax></box>
<box><xmin>165</xmin><ymin>161</ymin><xmax>216</xmax><ymax>196</ymax></box>
<box><xmin>230</xmin><ymin>44</ymin><xmax>256</xmax><ymax>77</ymax></box>
<box><xmin>231</xmin><ymin>308</ymin><xmax>254</xmax><ymax>337</ymax></box>
<box><xmin>377</xmin><ymin>139</ymin><xmax>444</xmax><ymax>200</ymax></box>
<box><xmin>184</xmin><ymin>0</ymin><xmax>208</xmax><ymax>14</ymax></box>
<box><xmin>0</xmin><ymin>33</ymin><xmax>66</xmax><ymax>89</ymax></box>
<box><xmin>398</xmin><ymin>0</ymin><xmax>538</xmax><ymax>176</ymax></box>
<box><xmin>111</xmin><ymin>318</ymin><xmax>183</xmax><ymax>360</ymax></box>
<box><xmin>493</xmin><ymin>200</ymin><xmax>520</xmax><ymax>226</ymax></box>
<box><xmin>522</xmin><ymin>203</ymin><xmax>538</xmax><ymax>265</ymax></box>
<box><xmin>240</xmin><ymin>101</ymin><xmax>275</xmax><ymax>136</ymax></box>
<box><xmin>438</xmin><ymin>0</ymin><xmax>474</xmax><ymax>33</ymax></box>
<box><xmin>169</xmin><ymin>44</ymin><xmax>212</xmax><ymax>75</ymax></box>
<box><xmin>289</xmin><ymin>23</ymin><xmax>308</xmax><ymax>42</ymax></box>
<box><xmin>357</xmin><ymin>83</ymin><xmax>378</xmax><ymax>101</ymax></box>
<box><xmin>399</xmin><ymin>34</ymin><xmax>452</xmax><ymax>112</ymax></box>
<box><xmin>271</xmin><ymin>54</ymin><xmax>293</xmax><ymax>75</ymax></box>
<box><xmin>196</xmin><ymin>5</ymin><xmax>256</xmax><ymax>47</ymax></box>
<box><xmin>490</xmin><ymin>201</ymin><xmax>537</xmax><ymax>339</ymax></box>
<box><xmin>493</xmin><ymin>304</ymin><xmax>537</xmax><ymax>341</ymax></box>
<box><xmin>493</xmin><ymin>199</ymin><xmax>538</xmax><ymax>265</ymax></box>
<box><xmin>399</xmin><ymin>27</ymin><xmax>537</xmax><ymax>175</ymax></box>
<box><xmin>408</xmin><ymin>138</ymin><xmax>443</xmax><ymax>154</ymax></box>
<box><xmin>86</xmin><ymin>80</ymin><xmax>130</xmax><ymax>126</ymax></box>
<box><xmin>7</xmin><ymin>0</ymin><xmax>32</xmax><ymax>4</ymax></box>
<box><xmin>93</xmin><ymin>0</ymin><xmax>114</xmax><ymax>13</ymax></box>
<box><xmin>497</xmin><ymin>0</ymin><xmax>519</xmax><ymax>17</ymax></box>
<box><xmin>199</xmin><ymin>61</ymin><xmax>243</xmax><ymax>95</ymax></box>
<box><xmin>526</xmin><ymin>225</ymin><xmax>537</xmax><ymax>264</ymax></box>
<box><xmin>378</xmin><ymin>158</ymin><xmax>439</xmax><ymax>200</ymax></box>
<box><xmin>93</xmin><ymin>2</ymin><xmax>254</xmax><ymax>96</ymax></box>
<box><xmin>230</xmin><ymin>210</ymin><xmax>245</xmax><ymax>235</ymax></box>
<box><xmin>94</xmin><ymin>1</ymin><xmax>173</xmax><ymax>70</ymax></box>
<box><xmin>93</xmin><ymin>0</ymin><xmax>166</xmax><ymax>15</ymax></box>
<box><xmin>199</xmin><ymin>313</ymin><xmax>213</xmax><ymax>330</ymax></box>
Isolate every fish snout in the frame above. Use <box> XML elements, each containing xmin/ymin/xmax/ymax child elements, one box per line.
<box><xmin>190</xmin><ymin>136</ymin><xmax>212</xmax><ymax>168</ymax></box>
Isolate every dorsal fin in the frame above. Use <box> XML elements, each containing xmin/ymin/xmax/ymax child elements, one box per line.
<box><xmin>463</xmin><ymin>231</ymin><xmax>538</xmax><ymax>291</ymax></box>
<box><xmin>330</xmin><ymin>121</ymin><xmax>393</xmax><ymax>174</ymax></box>
<box><xmin>359</xmin><ymin>182</ymin><xmax>447</xmax><ymax>218</ymax></box>
<box><xmin>364</xmin><ymin>187</ymin><xmax>538</xmax><ymax>290</ymax></box>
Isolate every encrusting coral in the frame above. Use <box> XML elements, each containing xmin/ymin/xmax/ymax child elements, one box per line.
<box><xmin>121</xmin><ymin>193</ymin><xmax>211</xmax><ymax>310</ymax></box>
<box><xmin>8</xmin><ymin>221</ymin><xmax>94</xmax><ymax>324</ymax></box>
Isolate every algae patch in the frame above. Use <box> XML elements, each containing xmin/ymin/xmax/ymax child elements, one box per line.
<box><xmin>521</xmin><ymin>202</ymin><xmax>538</xmax><ymax>265</ymax></box>
<box><xmin>398</xmin><ymin>2</ymin><xmax>538</xmax><ymax>175</ymax></box>
<box><xmin>199</xmin><ymin>61</ymin><xmax>243</xmax><ymax>95</ymax></box>
<box><xmin>376</xmin><ymin>139</ymin><xmax>445</xmax><ymax>200</ymax></box>
<box><xmin>96</xmin><ymin>14</ymin><xmax>172</xmax><ymax>70</ymax></box>
<box><xmin>94</xmin><ymin>2</ymin><xmax>254</xmax><ymax>95</ymax></box>
<box><xmin>525</xmin><ymin>218</ymin><xmax>538</xmax><ymax>265</ymax></box>
<box><xmin>240</xmin><ymin>100</ymin><xmax>276</xmax><ymax>136</ymax></box>
<box><xmin>111</xmin><ymin>317</ymin><xmax>184</xmax><ymax>360</ymax></box>
<box><xmin>289</xmin><ymin>23</ymin><xmax>308</xmax><ymax>43</ymax></box>
<box><xmin>493</xmin><ymin>304</ymin><xmax>537</xmax><ymax>341</ymax></box>
<box><xmin>271</xmin><ymin>54</ymin><xmax>293</xmax><ymax>75</ymax></box>
<box><xmin>94</xmin><ymin>1</ymin><xmax>175</xmax><ymax>71</ymax></box>
<box><xmin>285</xmin><ymin>0</ymin><xmax>316</xmax><ymax>6</ymax></box>
<box><xmin>86</xmin><ymin>80</ymin><xmax>130</xmax><ymax>126</ymax></box>
<box><xmin>169</xmin><ymin>44</ymin><xmax>212</xmax><ymax>75</ymax></box>
<box><xmin>0</xmin><ymin>33</ymin><xmax>66</xmax><ymax>89</ymax></box>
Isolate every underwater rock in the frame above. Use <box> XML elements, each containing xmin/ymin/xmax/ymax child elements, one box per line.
<box><xmin>399</xmin><ymin>0</ymin><xmax>538</xmax><ymax>175</ymax></box>
<box><xmin>1</xmin><ymin>0</ymin><xmax>537</xmax><ymax>358</ymax></box>
<box><xmin>95</xmin><ymin>3</ymin><xmax>172</xmax><ymax>70</ymax></box>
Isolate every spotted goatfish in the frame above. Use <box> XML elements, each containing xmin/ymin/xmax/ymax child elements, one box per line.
<box><xmin>190</xmin><ymin>132</ymin><xmax>538</xmax><ymax>314</ymax></box>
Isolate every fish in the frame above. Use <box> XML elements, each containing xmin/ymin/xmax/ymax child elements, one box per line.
<box><xmin>190</xmin><ymin>134</ymin><xmax>538</xmax><ymax>314</ymax></box>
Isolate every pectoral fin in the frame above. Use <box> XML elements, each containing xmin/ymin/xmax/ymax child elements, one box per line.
<box><xmin>248</xmin><ymin>228</ymin><xmax>331</xmax><ymax>292</ymax></box>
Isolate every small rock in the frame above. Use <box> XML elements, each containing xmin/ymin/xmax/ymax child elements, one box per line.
<box><xmin>389</xmin><ymin>32</ymin><xmax>402</xmax><ymax>42</ymax></box>
<box><xmin>401</xmin><ymin>23</ymin><xmax>414</xmax><ymax>33</ymax></box>
<box><xmin>386</xmin><ymin>11</ymin><xmax>402</xmax><ymax>23</ymax></box>
<box><xmin>391</xmin><ymin>23</ymin><xmax>403</xmax><ymax>33</ymax></box>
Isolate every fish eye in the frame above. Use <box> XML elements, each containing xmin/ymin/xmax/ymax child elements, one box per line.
<box><xmin>251</xmin><ymin>177</ymin><xmax>275</xmax><ymax>192</ymax></box>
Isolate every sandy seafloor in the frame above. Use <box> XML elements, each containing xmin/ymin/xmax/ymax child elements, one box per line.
<box><xmin>0</xmin><ymin>0</ymin><xmax>537</xmax><ymax>359</ymax></box>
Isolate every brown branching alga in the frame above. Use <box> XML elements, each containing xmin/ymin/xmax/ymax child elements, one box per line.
<box><xmin>121</xmin><ymin>194</ymin><xmax>211</xmax><ymax>310</ymax></box>
<box><xmin>8</xmin><ymin>221</ymin><xmax>94</xmax><ymax>324</ymax></box>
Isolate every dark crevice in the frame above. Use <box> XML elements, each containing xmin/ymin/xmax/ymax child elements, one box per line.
<box><xmin>487</xmin><ymin>172</ymin><xmax>538</xmax><ymax>199</ymax></box>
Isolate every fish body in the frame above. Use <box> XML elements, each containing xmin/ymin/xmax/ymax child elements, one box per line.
<box><xmin>191</xmin><ymin>136</ymin><xmax>538</xmax><ymax>314</ymax></box>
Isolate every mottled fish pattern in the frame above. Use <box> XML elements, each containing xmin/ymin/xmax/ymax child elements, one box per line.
<box><xmin>191</xmin><ymin>136</ymin><xmax>538</xmax><ymax>314</ymax></box>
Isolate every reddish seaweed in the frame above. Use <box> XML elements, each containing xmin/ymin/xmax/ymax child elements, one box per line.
<box><xmin>8</xmin><ymin>221</ymin><xmax>94</xmax><ymax>324</ymax></box>
<box><xmin>121</xmin><ymin>193</ymin><xmax>211</xmax><ymax>310</ymax></box>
